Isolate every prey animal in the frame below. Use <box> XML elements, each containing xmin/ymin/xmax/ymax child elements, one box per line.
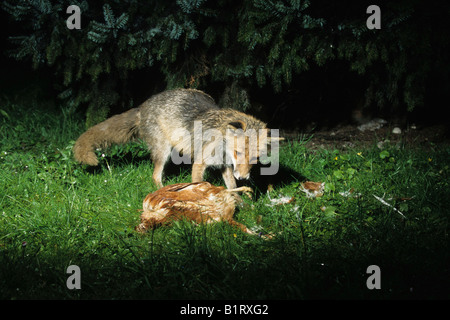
<box><xmin>135</xmin><ymin>182</ymin><xmax>270</xmax><ymax>238</ymax></box>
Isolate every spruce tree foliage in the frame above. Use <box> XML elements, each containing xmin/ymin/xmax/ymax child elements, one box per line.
<box><xmin>2</xmin><ymin>0</ymin><xmax>214</xmax><ymax>126</ymax></box>
<box><xmin>2</xmin><ymin>0</ymin><xmax>449</xmax><ymax>125</ymax></box>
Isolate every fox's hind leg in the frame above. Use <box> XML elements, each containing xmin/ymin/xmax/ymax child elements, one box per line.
<box><xmin>152</xmin><ymin>160</ymin><xmax>165</xmax><ymax>188</ymax></box>
<box><xmin>148</xmin><ymin>140</ymin><xmax>171</xmax><ymax>188</ymax></box>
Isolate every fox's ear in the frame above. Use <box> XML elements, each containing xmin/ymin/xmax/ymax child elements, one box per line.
<box><xmin>228</xmin><ymin>120</ymin><xmax>247</xmax><ymax>131</ymax></box>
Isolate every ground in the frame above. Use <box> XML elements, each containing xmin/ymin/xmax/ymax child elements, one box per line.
<box><xmin>283</xmin><ymin>122</ymin><xmax>450</xmax><ymax>150</ymax></box>
<box><xmin>2</xmin><ymin>99</ymin><xmax>449</xmax><ymax>299</ymax></box>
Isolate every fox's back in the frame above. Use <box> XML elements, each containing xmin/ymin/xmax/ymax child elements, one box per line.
<box><xmin>140</xmin><ymin>89</ymin><xmax>216</xmax><ymax>129</ymax></box>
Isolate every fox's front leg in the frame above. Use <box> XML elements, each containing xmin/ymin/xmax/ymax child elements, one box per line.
<box><xmin>222</xmin><ymin>166</ymin><xmax>237</xmax><ymax>189</ymax></box>
<box><xmin>192</xmin><ymin>163</ymin><xmax>206</xmax><ymax>182</ymax></box>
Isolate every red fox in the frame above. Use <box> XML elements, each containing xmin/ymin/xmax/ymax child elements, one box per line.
<box><xmin>73</xmin><ymin>89</ymin><xmax>283</xmax><ymax>189</ymax></box>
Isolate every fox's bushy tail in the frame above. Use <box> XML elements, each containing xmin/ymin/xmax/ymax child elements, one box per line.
<box><xmin>73</xmin><ymin>108</ymin><xmax>141</xmax><ymax>166</ymax></box>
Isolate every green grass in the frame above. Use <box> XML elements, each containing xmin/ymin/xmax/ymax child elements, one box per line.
<box><xmin>1</xmin><ymin>97</ymin><xmax>449</xmax><ymax>299</ymax></box>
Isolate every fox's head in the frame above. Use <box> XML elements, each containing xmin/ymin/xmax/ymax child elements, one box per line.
<box><xmin>225</xmin><ymin>120</ymin><xmax>283</xmax><ymax>181</ymax></box>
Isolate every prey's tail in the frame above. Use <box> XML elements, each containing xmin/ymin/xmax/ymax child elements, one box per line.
<box><xmin>73</xmin><ymin>108</ymin><xmax>141</xmax><ymax>166</ymax></box>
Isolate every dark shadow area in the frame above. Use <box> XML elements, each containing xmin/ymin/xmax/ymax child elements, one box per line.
<box><xmin>87</xmin><ymin>147</ymin><xmax>306</xmax><ymax>196</ymax></box>
<box><xmin>249</xmin><ymin>61</ymin><xmax>368</xmax><ymax>131</ymax></box>
<box><xmin>247</xmin><ymin>163</ymin><xmax>307</xmax><ymax>199</ymax></box>
<box><xmin>2</xmin><ymin>219</ymin><xmax>449</xmax><ymax>300</ymax></box>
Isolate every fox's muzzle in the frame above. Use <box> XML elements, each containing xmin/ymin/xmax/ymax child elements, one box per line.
<box><xmin>233</xmin><ymin>170</ymin><xmax>251</xmax><ymax>181</ymax></box>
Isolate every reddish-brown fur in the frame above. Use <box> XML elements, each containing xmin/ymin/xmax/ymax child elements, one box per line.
<box><xmin>73</xmin><ymin>89</ymin><xmax>282</xmax><ymax>189</ymax></box>
<box><xmin>135</xmin><ymin>182</ymin><xmax>257</xmax><ymax>236</ymax></box>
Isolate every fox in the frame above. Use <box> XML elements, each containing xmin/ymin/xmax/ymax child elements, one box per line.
<box><xmin>73</xmin><ymin>88</ymin><xmax>283</xmax><ymax>189</ymax></box>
